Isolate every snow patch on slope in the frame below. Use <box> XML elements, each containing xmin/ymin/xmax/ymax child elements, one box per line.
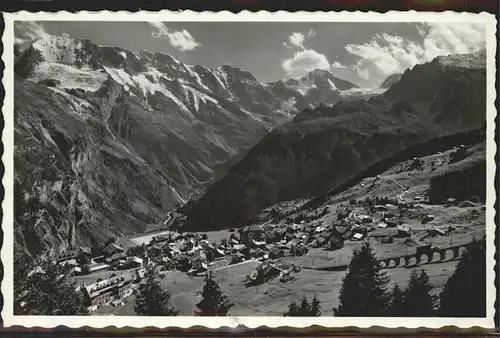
<box><xmin>340</xmin><ymin>87</ymin><xmax>386</xmax><ymax>99</ymax></box>
<box><xmin>31</xmin><ymin>62</ymin><xmax>108</xmax><ymax>92</ymax></box>
<box><xmin>186</xmin><ymin>66</ymin><xmax>210</xmax><ymax>91</ymax></box>
<box><xmin>104</xmin><ymin>66</ymin><xmax>191</xmax><ymax>113</ymax></box>
<box><xmin>214</xmin><ymin>68</ymin><xmax>230</xmax><ymax>90</ymax></box>
<box><xmin>48</xmin><ymin>87</ymin><xmax>97</xmax><ymax>116</ymax></box>
<box><xmin>294</xmin><ymin>83</ymin><xmax>316</xmax><ymax>96</ymax></box>
<box><xmin>182</xmin><ymin>85</ymin><xmax>219</xmax><ymax>112</ymax></box>
<box><xmin>327</xmin><ymin>79</ymin><xmax>338</xmax><ymax>91</ymax></box>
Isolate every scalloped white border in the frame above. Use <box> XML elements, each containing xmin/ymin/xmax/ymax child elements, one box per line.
<box><xmin>1</xmin><ymin>10</ymin><xmax>497</xmax><ymax>329</ymax></box>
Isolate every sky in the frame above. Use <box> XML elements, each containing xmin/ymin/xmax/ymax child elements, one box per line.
<box><xmin>14</xmin><ymin>20</ymin><xmax>486</xmax><ymax>88</ymax></box>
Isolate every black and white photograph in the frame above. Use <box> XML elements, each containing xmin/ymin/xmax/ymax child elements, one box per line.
<box><xmin>1</xmin><ymin>11</ymin><xmax>496</xmax><ymax>328</ymax></box>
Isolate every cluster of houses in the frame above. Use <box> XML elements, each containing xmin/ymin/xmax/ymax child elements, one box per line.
<box><xmin>53</xmin><ymin>242</ymin><xmax>150</xmax><ymax>313</ymax></box>
<box><xmin>56</xmin><ymin>241</ymin><xmax>144</xmax><ymax>276</ymax></box>
<box><xmin>50</xmin><ymin>193</ymin><xmax>457</xmax><ymax>313</ymax></box>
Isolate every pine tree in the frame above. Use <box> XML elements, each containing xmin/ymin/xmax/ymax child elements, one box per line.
<box><xmin>196</xmin><ymin>272</ymin><xmax>233</xmax><ymax>316</ymax></box>
<box><xmin>333</xmin><ymin>241</ymin><xmax>390</xmax><ymax>316</ymax></box>
<box><xmin>387</xmin><ymin>283</ymin><xmax>405</xmax><ymax>316</ymax></box>
<box><xmin>310</xmin><ymin>294</ymin><xmax>321</xmax><ymax>316</ymax></box>
<box><xmin>15</xmin><ymin>259</ymin><xmax>87</xmax><ymax>315</ymax></box>
<box><xmin>134</xmin><ymin>269</ymin><xmax>179</xmax><ymax>316</ymax></box>
<box><xmin>402</xmin><ymin>269</ymin><xmax>435</xmax><ymax>316</ymax></box>
<box><xmin>299</xmin><ymin>294</ymin><xmax>311</xmax><ymax>314</ymax></box>
<box><xmin>284</xmin><ymin>300</ymin><xmax>300</xmax><ymax>316</ymax></box>
<box><xmin>284</xmin><ymin>294</ymin><xmax>321</xmax><ymax>316</ymax></box>
<box><xmin>439</xmin><ymin>240</ymin><xmax>486</xmax><ymax>317</ymax></box>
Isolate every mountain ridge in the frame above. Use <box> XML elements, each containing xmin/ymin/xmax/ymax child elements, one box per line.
<box><xmin>14</xmin><ymin>33</ymin><xmax>373</xmax><ymax>258</ymax></box>
<box><xmin>176</xmin><ymin>50</ymin><xmax>487</xmax><ymax>232</ymax></box>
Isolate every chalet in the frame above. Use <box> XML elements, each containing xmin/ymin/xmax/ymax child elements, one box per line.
<box><xmin>231</xmin><ymin>252</ymin><xmax>245</xmax><ymax>264</ymax></box>
<box><xmin>105</xmin><ymin>252</ymin><xmax>127</xmax><ymax>264</ymax></box>
<box><xmin>135</xmin><ymin>268</ymin><xmax>146</xmax><ymax>281</ymax></box>
<box><xmin>358</xmin><ymin>215</ymin><xmax>373</xmax><ymax>223</ymax></box>
<box><xmin>103</xmin><ymin>243</ymin><xmax>124</xmax><ymax>257</ymax></box>
<box><xmin>82</xmin><ymin>275</ymin><xmax>134</xmax><ymax>312</ymax></box>
<box><xmin>75</xmin><ymin>247</ymin><xmax>93</xmax><ymax>262</ymax></box>
<box><xmin>214</xmin><ymin>248</ymin><xmax>226</xmax><ymax>259</ymax></box>
<box><xmin>89</xmin><ymin>263</ymin><xmax>110</xmax><ymax>273</ymax></box>
<box><xmin>422</xmin><ymin>214</ymin><xmax>435</xmax><ymax>224</ymax></box>
<box><xmin>285</xmin><ymin>239</ymin><xmax>298</xmax><ymax>250</ymax></box>
<box><xmin>192</xmin><ymin>255</ymin><xmax>207</xmax><ymax>271</ymax></box>
<box><xmin>397</xmin><ymin>225</ymin><xmax>411</xmax><ymax>237</ymax></box>
<box><xmin>58</xmin><ymin>257</ymin><xmax>78</xmax><ymax>267</ymax></box>
<box><xmin>232</xmin><ymin>244</ymin><xmax>247</xmax><ymax>253</ymax></box>
<box><xmin>291</xmin><ymin>243</ymin><xmax>308</xmax><ymax>256</ymax></box>
<box><xmin>314</xmin><ymin>235</ymin><xmax>328</xmax><ymax>247</ymax></box>
<box><xmin>240</xmin><ymin>225</ymin><xmax>265</xmax><ymax>244</ymax></box>
<box><xmin>121</xmin><ymin>256</ymin><xmax>143</xmax><ymax>269</ymax></box>
<box><xmin>377</xmin><ymin>222</ymin><xmax>388</xmax><ymax>228</ymax></box>
<box><xmin>385</xmin><ymin>218</ymin><xmax>399</xmax><ymax>228</ymax></box>
<box><xmin>250</xmin><ymin>239</ymin><xmax>266</xmax><ymax>249</ymax></box>
<box><xmin>56</xmin><ymin>250</ymin><xmax>78</xmax><ymax>265</ymax></box>
<box><xmin>152</xmin><ymin>234</ymin><xmax>169</xmax><ymax>243</ymax></box>
<box><xmin>249</xmin><ymin>262</ymin><xmax>280</xmax><ymax>284</ymax></box>
<box><xmin>269</xmin><ymin>247</ymin><xmax>284</xmax><ymax>259</ymax></box>
<box><xmin>352</xmin><ymin>232</ymin><xmax>365</xmax><ymax>241</ymax></box>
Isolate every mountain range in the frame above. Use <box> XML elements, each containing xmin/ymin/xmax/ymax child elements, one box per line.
<box><xmin>14</xmin><ymin>33</ymin><xmax>376</xmax><ymax>258</ymax></box>
<box><xmin>176</xmin><ymin>50</ymin><xmax>486</xmax><ymax>231</ymax></box>
<box><xmin>14</xmin><ymin>33</ymin><xmax>485</xmax><ymax>258</ymax></box>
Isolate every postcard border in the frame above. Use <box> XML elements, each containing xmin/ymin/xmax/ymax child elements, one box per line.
<box><xmin>1</xmin><ymin>9</ymin><xmax>497</xmax><ymax>329</ymax></box>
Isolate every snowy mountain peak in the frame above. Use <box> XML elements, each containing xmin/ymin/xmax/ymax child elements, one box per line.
<box><xmin>31</xmin><ymin>33</ymin><xmax>84</xmax><ymax>65</ymax></box>
<box><xmin>301</xmin><ymin>68</ymin><xmax>358</xmax><ymax>91</ymax></box>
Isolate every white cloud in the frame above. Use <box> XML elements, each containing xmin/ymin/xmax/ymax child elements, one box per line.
<box><xmin>282</xmin><ymin>49</ymin><xmax>330</xmax><ymax>78</ymax></box>
<box><xmin>14</xmin><ymin>21</ymin><xmax>47</xmax><ymax>43</ymax></box>
<box><xmin>284</xmin><ymin>29</ymin><xmax>315</xmax><ymax>49</ymax></box>
<box><xmin>282</xmin><ymin>29</ymin><xmax>330</xmax><ymax>78</ymax></box>
<box><xmin>345</xmin><ymin>22</ymin><xmax>486</xmax><ymax>83</ymax></box>
<box><xmin>149</xmin><ymin>22</ymin><xmax>201</xmax><ymax>52</ymax></box>
<box><xmin>331</xmin><ymin>61</ymin><xmax>348</xmax><ymax>69</ymax></box>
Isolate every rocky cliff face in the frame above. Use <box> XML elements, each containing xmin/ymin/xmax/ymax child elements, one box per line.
<box><xmin>178</xmin><ymin>51</ymin><xmax>487</xmax><ymax>232</ymax></box>
<box><xmin>380</xmin><ymin>73</ymin><xmax>402</xmax><ymax>89</ymax></box>
<box><xmin>14</xmin><ymin>34</ymin><xmax>364</xmax><ymax>258</ymax></box>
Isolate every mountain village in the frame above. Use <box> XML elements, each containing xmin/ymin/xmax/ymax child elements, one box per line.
<box><xmin>16</xmin><ymin>138</ymin><xmax>485</xmax><ymax>315</ymax></box>
<box><xmin>12</xmin><ymin>21</ymin><xmax>489</xmax><ymax>318</ymax></box>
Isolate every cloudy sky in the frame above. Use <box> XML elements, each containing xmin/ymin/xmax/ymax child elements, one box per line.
<box><xmin>15</xmin><ymin>21</ymin><xmax>486</xmax><ymax>87</ymax></box>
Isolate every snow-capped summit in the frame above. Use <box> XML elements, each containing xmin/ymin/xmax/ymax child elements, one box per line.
<box><xmin>301</xmin><ymin>68</ymin><xmax>358</xmax><ymax>91</ymax></box>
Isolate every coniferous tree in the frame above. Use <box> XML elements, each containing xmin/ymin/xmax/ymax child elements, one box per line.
<box><xmin>196</xmin><ymin>272</ymin><xmax>233</xmax><ymax>316</ymax></box>
<box><xmin>439</xmin><ymin>240</ymin><xmax>486</xmax><ymax>317</ymax></box>
<box><xmin>284</xmin><ymin>300</ymin><xmax>300</xmax><ymax>316</ymax></box>
<box><xmin>134</xmin><ymin>269</ymin><xmax>179</xmax><ymax>316</ymax></box>
<box><xmin>333</xmin><ymin>241</ymin><xmax>390</xmax><ymax>316</ymax></box>
<box><xmin>14</xmin><ymin>259</ymin><xmax>87</xmax><ymax>315</ymax></box>
<box><xmin>402</xmin><ymin>269</ymin><xmax>435</xmax><ymax>316</ymax></box>
<box><xmin>310</xmin><ymin>294</ymin><xmax>322</xmax><ymax>316</ymax></box>
<box><xmin>284</xmin><ymin>295</ymin><xmax>321</xmax><ymax>316</ymax></box>
<box><xmin>387</xmin><ymin>283</ymin><xmax>405</xmax><ymax>316</ymax></box>
<box><xmin>299</xmin><ymin>294</ymin><xmax>311</xmax><ymax>314</ymax></box>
